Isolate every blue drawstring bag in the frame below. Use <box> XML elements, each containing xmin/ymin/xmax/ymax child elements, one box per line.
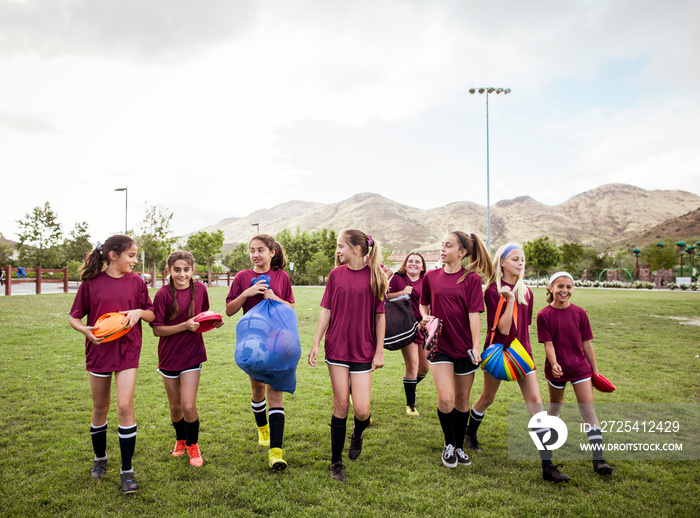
<box><xmin>235</xmin><ymin>299</ymin><xmax>301</xmax><ymax>394</ymax></box>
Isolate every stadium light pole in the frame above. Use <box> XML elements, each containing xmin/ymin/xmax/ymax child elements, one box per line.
<box><xmin>114</xmin><ymin>187</ymin><xmax>128</xmax><ymax>234</ymax></box>
<box><xmin>468</xmin><ymin>87</ymin><xmax>511</xmax><ymax>254</ymax></box>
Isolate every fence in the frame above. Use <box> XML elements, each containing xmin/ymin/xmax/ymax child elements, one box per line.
<box><xmin>3</xmin><ymin>265</ymin><xmax>69</xmax><ymax>296</ymax></box>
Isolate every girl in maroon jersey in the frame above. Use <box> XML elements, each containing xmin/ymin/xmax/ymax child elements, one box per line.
<box><xmin>152</xmin><ymin>251</ymin><xmax>222</xmax><ymax>468</ymax></box>
<box><xmin>538</xmin><ymin>272</ymin><xmax>614</xmax><ymax>477</ymax></box>
<box><xmin>387</xmin><ymin>252</ymin><xmax>430</xmax><ymax>416</ymax></box>
<box><xmin>226</xmin><ymin>234</ymin><xmax>294</xmax><ymax>470</ymax></box>
<box><xmin>69</xmin><ymin>235</ymin><xmax>155</xmax><ymax>495</ymax></box>
<box><xmin>308</xmin><ymin>229</ymin><xmax>387</xmax><ymax>482</ymax></box>
<box><xmin>419</xmin><ymin>231</ymin><xmax>492</xmax><ymax>469</ymax></box>
<box><xmin>465</xmin><ymin>244</ymin><xmax>570</xmax><ymax>482</ymax></box>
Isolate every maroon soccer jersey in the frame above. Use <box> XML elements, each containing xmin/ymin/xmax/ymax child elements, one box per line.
<box><xmin>483</xmin><ymin>281</ymin><xmax>534</xmax><ymax>362</ymax></box>
<box><xmin>388</xmin><ymin>273</ymin><xmax>424</xmax><ymax>321</ymax></box>
<box><xmin>69</xmin><ymin>272</ymin><xmax>154</xmax><ymax>372</ymax></box>
<box><xmin>226</xmin><ymin>268</ymin><xmax>294</xmax><ymax>314</ymax></box>
<box><xmin>537</xmin><ymin>303</ymin><xmax>594</xmax><ymax>382</ymax></box>
<box><xmin>152</xmin><ymin>282</ymin><xmax>209</xmax><ymax>371</ymax></box>
<box><xmin>420</xmin><ymin>268</ymin><xmax>484</xmax><ymax>358</ymax></box>
<box><xmin>320</xmin><ymin>265</ymin><xmax>385</xmax><ymax>363</ymax></box>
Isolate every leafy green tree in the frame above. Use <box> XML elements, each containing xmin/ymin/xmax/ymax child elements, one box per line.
<box><xmin>185</xmin><ymin>230</ymin><xmax>225</xmax><ymax>278</ymax></box>
<box><xmin>222</xmin><ymin>243</ymin><xmax>250</xmax><ymax>272</ymax></box>
<box><xmin>523</xmin><ymin>237</ymin><xmax>561</xmax><ymax>279</ymax></box>
<box><xmin>307</xmin><ymin>250</ymin><xmax>335</xmax><ymax>284</ymax></box>
<box><xmin>16</xmin><ymin>202</ymin><xmax>63</xmax><ymax>268</ymax></box>
<box><xmin>641</xmin><ymin>242</ymin><xmax>677</xmax><ymax>271</ymax></box>
<box><xmin>560</xmin><ymin>242</ymin><xmax>584</xmax><ymax>274</ymax></box>
<box><xmin>0</xmin><ymin>233</ymin><xmax>14</xmax><ymax>267</ymax></box>
<box><xmin>61</xmin><ymin>222</ymin><xmax>92</xmax><ymax>264</ymax></box>
<box><xmin>276</xmin><ymin>228</ymin><xmax>315</xmax><ymax>275</ymax></box>
<box><xmin>135</xmin><ymin>204</ymin><xmax>176</xmax><ymax>275</ymax></box>
<box><xmin>314</xmin><ymin>228</ymin><xmax>338</xmax><ymax>263</ymax></box>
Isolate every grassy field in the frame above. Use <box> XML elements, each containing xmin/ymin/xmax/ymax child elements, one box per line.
<box><xmin>0</xmin><ymin>287</ymin><xmax>698</xmax><ymax>517</ymax></box>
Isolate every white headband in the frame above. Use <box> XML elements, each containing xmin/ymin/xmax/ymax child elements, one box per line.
<box><xmin>548</xmin><ymin>271</ymin><xmax>574</xmax><ymax>285</ymax></box>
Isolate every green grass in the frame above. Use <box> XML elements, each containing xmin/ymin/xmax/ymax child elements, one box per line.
<box><xmin>0</xmin><ymin>287</ymin><xmax>698</xmax><ymax>517</ymax></box>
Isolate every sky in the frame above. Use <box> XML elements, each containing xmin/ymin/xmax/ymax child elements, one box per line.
<box><xmin>2</xmin><ymin>0</ymin><xmax>699</xmax><ymax>244</ymax></box>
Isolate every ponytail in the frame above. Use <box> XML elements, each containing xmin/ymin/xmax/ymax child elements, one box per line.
<box><xmin>451</xmin><ymin>231</ymin><xmax>493</xmax><ymax>283</ymax></box>
<box><xmin>339</xmin><ymin>229</ymin><xmax>388</xmax><ymax>299</ymax></box>
<box><xmin>80</xmin><ymin>235</ymin><xmax>135</xmax><ymax>281</ymax></box>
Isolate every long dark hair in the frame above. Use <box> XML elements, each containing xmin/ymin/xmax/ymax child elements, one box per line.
<box><xmin>251</xmin><ymin>234</ymin><xmax>287</xmax><ymax>270</ymax></box>
<box><xmin>80</xmin><ymin>235</ymin><xmax>135</xmax><ymax>281</ymax></box>
<box><xmin>166</xmin><ymin>251</ymin><xmax>196</xmax><ymax>323</ymax></box>
<box><xmin>451</xmin><ymin>231</ymin><xmax>493</xmax><ymax>283</ymax></box>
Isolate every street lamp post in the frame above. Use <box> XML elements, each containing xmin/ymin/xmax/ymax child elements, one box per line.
<box><xmin>468</xmin><ymin>87</ymin><xmax>511</xmax><ymax>254</ymax></box>
<box><xmin>251</xmin><ymin>223</ymin><xmax>259</xmax><ymax>235</ymax></box>
<box><xmin>114</xmin><ymin>188</ymin><xmax>128</xmax><ymax>234</ymax></box>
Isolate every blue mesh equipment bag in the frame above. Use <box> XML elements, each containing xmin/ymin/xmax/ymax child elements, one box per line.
<box><xmin>235</xmin><ymin>299</ymin><xmax>301</xmax><ymax>393</ymax></box>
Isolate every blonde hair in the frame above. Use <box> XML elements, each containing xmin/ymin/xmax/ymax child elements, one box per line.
<box><xmin>487</xmin><ymin>243</ymin><xmax>529</xmax><ymax>305</ymax></box>
<box><xmin>337</xmin><ymin>229</ymin><xmax>388</xmax><ymax>299</ymax></box>
<box><xmin>451</xmin><ymin>231</ymin><xmax>493</xmax><ymax>283</ymax></box>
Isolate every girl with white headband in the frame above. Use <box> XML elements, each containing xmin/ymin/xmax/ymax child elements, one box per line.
<box><xmin>537</xmin><ymin>271</ymin><xmax>614</xmax><ymax>478</ymax></box>
<box><xmin>465</xmin><ymin>244</ymin><xmax>569</xmax><ymax>482</ymax></box>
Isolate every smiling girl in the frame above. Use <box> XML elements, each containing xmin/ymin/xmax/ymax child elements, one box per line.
<box><xmin>226</xmin><ymin>234</ymin><xmax>294</xmax><ymax>470</ymax></box>
<box><xmin>151</xmin><ymin>251</ymin><xmax>222</xmax><ymax>468</ymax></box>
<box><xmin>419</xmin><ymin>231</ymin><xmax>492</xmax><ymax>468</ymax></box>
<box><xmin>387</xmin><ymin>252</ymin><xmax>430</xmax><ymax>416</ymax></box>
<box><xmin>537</xmin><ymin>272</ymin><xmax>614</xmax><ymax>478</ymax></box>
<box><xmin>308</xmin><ymin>229</ymin><xmax>387</xmax><ymax>482</ymax></box>
<box><xmin>69</xmin><ymin>234</ymin><xmax>155</xmax><ymax>495</ymax></box>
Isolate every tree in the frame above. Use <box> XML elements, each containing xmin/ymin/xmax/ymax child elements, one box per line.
<box><xmin>523</xmin><ymin>237</ymin><xmax>561</xmax><ymax>279</ymax></box>
<box><xmin>222</xmin><ymin>243</ymin><xmax>251</xmax><ymax>272</ymax></box>
<box><xmin>0</xmin><ymin>233</ymin><xmax>13</xmax><ymax>267</ymax></box>
<box><xmin>276</xmin><ymin>228</ymin><xmax>315</xmax><ymax>275</ymax></box>
<box><xmin>560</xmin><ymin>242</ymin><xmax>584</xmax><ymax>274</ymax></box>
<box><xmin>61</xmin><ymin>222</ymin><xmax>93</xmax><ymax>264</ymax></box>
<box><xmin>16</xmin><ymin>201</ymin><xmax>63</xmax><ymax>268</ymax></box>
<box><xmin>135</xmin><ymin>204</ymin><xmax>176</xmax><ymax>275</ymax></box>
<box><xmin>186</xmin><ymin>230</ymin><xmax>225</xmax><ymax>278</ymax></box>
<box><xmin>641</xmin><ymin>242</ymin><xmax>677</xmax><ymax>271</ymax></box>
<box><xmin>307</xmin><ymin>250</ymin><xmax>335</xmax><ymax>284</ymax></box>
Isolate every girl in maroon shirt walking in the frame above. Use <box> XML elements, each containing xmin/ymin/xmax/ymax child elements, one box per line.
<box><xmin>537</xmin><ymin>272</ymin><xmax>613</xmax><ymax>478</ymax></box>
<box><xmin>308</xmin><ymin>229</ymin><xmax>387</xmax><ymax>482</ymax></box>
<box><xmin>69</xmin><ymin>235</ymin><xmax>155</xmax><ymax>495</ymax></box>
<box><xmin>419</xmin><ymin>231</ymin><xmax>492</xmax><ymax>469</ymax></box>
<box><xmin>226</xmin><ymin>234</ymin><xmax>294</xmax><ymax>471</ymax></box>
<box><xmin>152</xmin><ymin>251</ymin><xmax>222</xmax><ymax>468</ymax></box>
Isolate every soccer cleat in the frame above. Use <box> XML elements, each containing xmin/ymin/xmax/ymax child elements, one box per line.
<box><xmin>464</xmin><ymin>433</ymin><xmax>482</xmax><ymax>453</ymax></box>
<box><xmin>120</xmin><ymin>472</ymin><xmax>138</xmax><ymax>494</ymax></box>
<box><xmin>543</xmin><ymin>463</ymin><xmax>571</xmax><ymax>483</ymax></box>
<box><xmin>329</xmin><ymin>461</ymin><xmax>346</xmax><ymax>481</ymax></box>
<box><xmin>455</xmin><ymin>448</ymin><xmax>471</xmax><ymax>466</ymax></box>
<box><xmin>172</xmin><ymin>439</ymin><xmax>187</xmax><ymax>456</ymax></box>
<box><xmin>186</xmin><ymin>443</ymin><xmax>203</xmax><ymax>467</ymax></box>
<box><xmin>406</xmin><ymin>405</ymin><xmax>420</xmax><ymax>416</ymax></box>
<box><xmin>269</xmin><ymin>447</ymin><xmax>287</xmax><ymax>471</ymax></box>
<box><xmin>348</xmin><ymin>428</ymin><xmax>364</xmax><ymax>460</ymax></box>
<box><xmin>593</xmin><ymin>459</ymin><xmax>614</xmax><ymax>475</ymax></box>
<box><xmin>90</xmin><ymin>458</ymin><xmax>107</xmax><ymax>480</ymax></box>
<box><xmin>442</xmin><ymin>444</ymin><xmax>458</xmax><ymax>468</ymax></box>
<box><xmin>257</xmin><ymin>424</ymin><xmax>270</xmax><ymax>447</ymax></box>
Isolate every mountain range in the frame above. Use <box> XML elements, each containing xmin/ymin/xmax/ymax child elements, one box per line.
<box><xmin>192</xmin><ymin>183</ymin><xmax>700</xmax><ymax>253</ymax></box>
